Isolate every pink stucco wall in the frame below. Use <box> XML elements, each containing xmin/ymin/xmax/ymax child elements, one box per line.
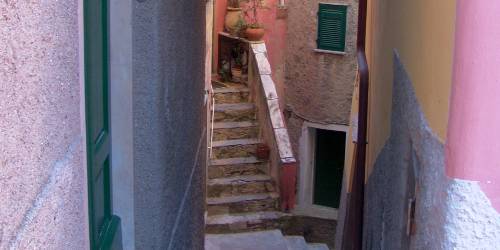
<box><xmin>214</xmin><ymin>0</ymin><xmax>287</xmax><ymax>104</ymax></box>
<box><xmin>446</xmin><ymin>0</ymin><xmax>500</xmax><ymax>212</ymax></box>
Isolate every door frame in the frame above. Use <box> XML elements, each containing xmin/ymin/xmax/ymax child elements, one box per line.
<box><xmin>294</xmin><ymin>122</ymin><xmax>349</xmax><ymax>220</ymax></box>
<box><xmin>83</xmin><ymin>0</ymin><xmax>122</xmax><ymax>249</ymax></box>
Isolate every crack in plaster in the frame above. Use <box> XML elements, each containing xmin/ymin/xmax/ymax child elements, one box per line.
<box><xmin>7</xmin><ymin>137</ymin><xmax>82</xmax><ymax>250</ymax></box>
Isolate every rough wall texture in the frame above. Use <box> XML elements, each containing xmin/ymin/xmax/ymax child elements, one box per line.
<box><xmin>132</xmin><ymin>0</ymin><xmax>206</xmax><ymax>249</ymax></box>
<box><xmin>363</xmin><ymin>52</ymin><xmax>500</xmax><ymax>250</ymax></box>
<box><xmin>0</xmin><ymin>0</ymin><xmax>86</xmax><ymax>249</ymax></box>
<box><xmin>284</xmin><ymin>0</ymin><xmax>358</xmax><ymax>155</ymax></box>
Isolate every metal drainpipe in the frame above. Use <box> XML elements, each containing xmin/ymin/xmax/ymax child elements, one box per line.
<box><xmin>342</xmin><ymin>0</ymin><xmax>369</xmax><ymax>249</ymax></box>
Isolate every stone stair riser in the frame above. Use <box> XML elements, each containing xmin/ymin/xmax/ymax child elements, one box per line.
<box><xmin>213</xmin><ymin>144</ymin><xmax>257</xmax><ymax>159</ymax></box>
<box><xmin>214</xmin><ymin>109</ymin><xmax>256</xmax><ymax>123</ymax></box>
<box><xmin>207</xmin><ymin>198</ymin><xmax>280</xmax><ymax>216</ymax></box>
<box><xmin>214</xmin><ymin>92</ymin><xmax>250</xmax><ymax>104</ymax></box>
<box><xmin>213</xmin><ymin>126</ymin><xmax>259</xmax><ymax>141</ymax></box>
<box><xmin>208</xmin><ymin>181</ymin><xmax>276</xmax><ymax>198</ymax></box>
<box><xmin>206</xmin><ymin>218</ymin><xmax>287</xmax><ymax>234</ymax></box>
<box><xmin>208</xmin><ymin>163</ymin><xmax>267</xmax><ymax>179</ymax></box>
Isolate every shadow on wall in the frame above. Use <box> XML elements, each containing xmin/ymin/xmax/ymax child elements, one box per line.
<box><xmin>132</xmin><ymin>0</ymin><xmax>206</xmax><ymax>249</ymax></box>
<box><xmin>363</xmin><ymin>52</ymin><xmax>500</xmax><ymax>250</ymax></box>
<box><xmin>363</xmin><ymin>52</ymin><xmax>447</xmax><ymax>250</ymax></box>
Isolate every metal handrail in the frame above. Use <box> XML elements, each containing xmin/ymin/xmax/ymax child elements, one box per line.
<box><xmin>208</xmin><ymin>84</ymin><xmax>215</xmax><ymax>159</ymax></box>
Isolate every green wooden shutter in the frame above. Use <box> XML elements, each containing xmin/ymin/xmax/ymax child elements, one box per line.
<box><xmin>317</xmin><ymin>4</ymin><xmax>347</xmax><ymax>52</ymax></box>
<box><xmin>84</xmin><ymin>0</ymin><xmax>122</xmax><ymax>249</ymax></box>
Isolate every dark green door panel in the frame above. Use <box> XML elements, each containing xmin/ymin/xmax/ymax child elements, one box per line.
<box><xmin>313</xmin><ymin>129</ymin><xmax>346</xmax><ymax>208</ymax></box>
<box><xmin>84</xmin><ymin>0</ymin><xmax>122</xmax><ymax>249</ymax></box>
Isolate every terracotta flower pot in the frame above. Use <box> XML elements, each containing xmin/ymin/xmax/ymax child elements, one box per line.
<box><xmin>256</xmin><ymin>143</ymin><xmax>270</xmax><ymax>160</ymax></box>
<box><xmin>224</xmin><ymin>7</ymin><xmax>243</xmax><ymax>35</ymax></box>
<box><xmin>231</xmin><ymin>67</ymin><xmax>242</xmax><ymax>82</ymax></box>
<box><xmin>245</xmin><ymin>27</ymin><xmax>265</xmax><ymax>41</ymax></box>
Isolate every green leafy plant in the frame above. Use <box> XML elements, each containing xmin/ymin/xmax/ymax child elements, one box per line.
<box><xmin>233</xmin><ymin>18</ymin><xmax>247</xmax><ymax>36</ymax></box>
<box><xmin>219</xmin><ymin>60</ymin><xmax>231</xmax><ymax>82</ymax></box>
<box><xmin>231</xmin><ymin>44</ymin><xmax>245</xmax><ymax>68</ymax></box>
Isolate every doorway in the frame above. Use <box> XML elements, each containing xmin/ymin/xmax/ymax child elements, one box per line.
<box><xmin>313</xmin><ymin>129</ymin><xmax>346</xmax><ymax>208</ymax></box>
<box><xmin>296</xmin><ymin>122</ymin><xmax>349</xmax><ymax>219</ymax></box>
<box><xmin>83</xmin><ymin>0</ymin><xmax>122</xmax><ymax>249</ymax></box>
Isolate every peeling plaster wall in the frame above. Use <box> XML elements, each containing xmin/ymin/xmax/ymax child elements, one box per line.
<box><xmin>132</xmin><ymin>0</ymin><xmax>206</xmax><ymax>249</ymax></box>
<box><xmin>0</xmin><ymin>1</ymin><xmax>87</xmax><ymax>249</ymax></box>
<box><xmin>363</xmin><ymin>52</ymin><xmax>500</xmax><ymax>250</ymax></box>
<box><xmin>284</xmin><ymin>0</ymin><xmax>358</xmax><ymax>155</ymax></box>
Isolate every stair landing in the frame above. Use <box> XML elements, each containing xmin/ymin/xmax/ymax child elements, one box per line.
<box><xmin>205</xmin><ymin>230</ymin><xmax>330</xmax><ymax>250</ymax></box>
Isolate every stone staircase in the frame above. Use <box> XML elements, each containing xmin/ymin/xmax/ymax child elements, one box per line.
<box><xmin>206</xmin><ymin>80</ymin><xmax>289</xmax><ymax>234</ymax></box>
<box><xmin>206</xmin><ymin>80</ymin><xmax>330</xmax><ymax>249</ymax></box>
<box><xmin>205</xmin><ymin>230</ymin><xmax>330</xmax><ymax>250</ymax></box>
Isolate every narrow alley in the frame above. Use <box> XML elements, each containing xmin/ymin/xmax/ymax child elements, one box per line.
<box><xmin>1</xmin><ymin>0</ymin><xmax>499</xmax><ymax>250</ymax></box>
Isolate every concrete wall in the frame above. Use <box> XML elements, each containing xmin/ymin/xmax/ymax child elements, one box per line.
<box><xmin>284</xmin><ymin>0</ymin><xmax>358</xmax><ymax>156</ymax></box>
<box><xmin>0</xmin><ymin>1</ymin><xmax>87</xmax><ymax>249</ymax></box>
<box><xmin>109</xmin><ymin>0</ymin><xmax>135</xmax><ymax>249</ymax></box>
<box><xmin>132</xmin><ymin>0</ymin><xmax>206</xmax><ymax>249</ymax></box>
<box><xmin>364</xmin><ymin>52</ymin><xmax>500</xmax><ymax>250</ymax></box>
<box><xmin>446</xmin><ymin>0</ymin><xmax>500</xmax><ymax>212</ymax></box>
<box><xmin>365</xmin><ymin>0</ymin><xmax>456</xmax><ymax>173</ymax></box>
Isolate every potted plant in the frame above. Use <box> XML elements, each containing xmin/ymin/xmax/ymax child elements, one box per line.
<box><xmin>242</xmin><ymin>0</ymin><xmax>269</xmax><ymax>41</ymax></box>
<box><xmin>225</xmin><ymin>0</ymin><xmax>244</xmax><ymax>35</ymax></box>
<box><xmin>231</xmin><ymin>45</ymin><xmax>245</xmax><ymax>82</ymax></box>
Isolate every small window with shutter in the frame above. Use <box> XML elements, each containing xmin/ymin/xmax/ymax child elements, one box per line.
<box><xmin>317</xmin><ymin>4</ymin><xmax>347</xmax><ymax>53</ymax></box>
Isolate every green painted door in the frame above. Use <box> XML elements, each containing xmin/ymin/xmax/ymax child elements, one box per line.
<box><xmin>313</xmin><ymin>129</ymin><xmax>346</xmax><ymax>209</ymax></box>
<box><xmin>84</xmin><ymin>0</ymin><xmax>122</xmax><ymax>249</ymax></box>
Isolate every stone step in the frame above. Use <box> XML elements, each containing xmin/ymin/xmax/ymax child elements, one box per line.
<box><xmin>205</xmin><ymin>230</ymin><xmax>289</xmax><ymax>250</ymax></box>
<box><xmin>212</xmin><ymin>138</ymin><xmax>261</xmax><ymax>159</ymax></box>
<box><xmin>210</xmin><ymin>156</ymin><xmax>262</xmax><ymax>166</ymax></box>
<box><xmin>214</xmin><ymin>103</ymin><xmax>256</xmax><ymax>122</ymax></box>
<box><xmin>205</xmin><ymin>211</ymin><xmax>291</xmax><ymax>234</ymax></box>
<box><xmin>211</xmin><ymin>79</ymin><xmax>247</xmax><ymax>89</ymax></box>
<box><xmin>307</xmin><ymin>243</ymin><xmax>330</xmax><ymax>250</ymax></box>
<box><xmin>213</xmin><ymin>121</ymin><xmax>259</xmax><ymax>141</ymax></box>
<box><xmin>207</xmin><ymin>175</ymin><xmax>276</xmax><ymax>198</ymax></box>
<box><xmin>209</xmin><ymin>157</ymin><xmax>267</xmax><ymax>179</ymax></box>
<box><xmin>214</xmin><ymin>87</ymin><xmax>250</xmax><ymax>104</ymax></box>
<box><xmin>208</xmin><ymin>160</ymin><xmax>267</xmax><ymax>179</ymax></box>
<box><xmin>207</xmin><ymin>192</ymin><xmax>280</xmax><ymax>216</ymax></box>
<box><xmin>285</xmin><ymin>236</ymin><xmax>309</xmax><ymax>250</ymax></box>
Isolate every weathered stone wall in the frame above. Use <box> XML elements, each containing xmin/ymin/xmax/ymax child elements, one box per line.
<box><xmin>284</xmin><ymin>0</ymin><xmax>358</xmax><ymax>154</ymax></box>
<box><xmin>364</xmin><ymin>52</ymin><xmax>500</xmax><ymax>250</ymax></box>
<box><xmin>132</xmin><ymin>0</ymin><xmax>206</xmax><ymax>249</ymax></box>
<box><xmin>0</xmin><ymin>1</ymin><xmax>86</xmax><ymax>249</ymax></box>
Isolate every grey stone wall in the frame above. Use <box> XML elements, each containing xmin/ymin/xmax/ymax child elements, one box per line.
<box><xmin>132</xmin><ymin>0</ymin><xmax>206</xmax><ymax>249</ymax></box>
<box><xmin>364</xmin><ymin>52</ymin><xmax>500</xmax><ymax>250</ymax></box>
<box><xmin>0</xmin><ymin>1</ymin><xmax>86</xmax><ymax>249</ymax></box>
<box><xmin>284</xmin><ymin>0</ymin><xmax>358</xmax><ymax>157</ymax></box>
